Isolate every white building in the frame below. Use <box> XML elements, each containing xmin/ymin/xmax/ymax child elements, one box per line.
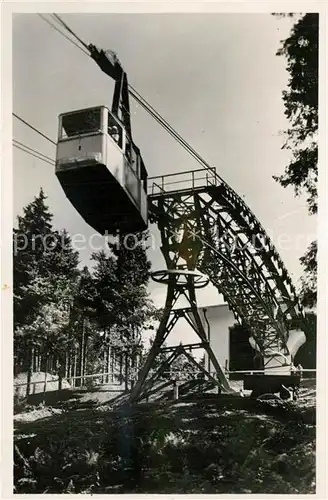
<box><xmin>198</xmin><ymin>304</ymin><xmax>236</xmax><ymax>372</ymax></box>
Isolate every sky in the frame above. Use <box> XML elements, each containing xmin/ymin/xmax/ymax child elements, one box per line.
<box><xmin>12</xmin><ymin>13</ymin><xmax>317</xmax><ymax>344</ymax></box>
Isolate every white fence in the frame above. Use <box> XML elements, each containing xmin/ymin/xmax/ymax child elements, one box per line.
<box><xmin>14</xmin><ymin>368</ymin><xmax>316</xmax><ymax>396</ymax></box>
<box><xmin>14</xmin><ymin>371</ymin><xmax>125</xmax><ymax>395</ymax></box>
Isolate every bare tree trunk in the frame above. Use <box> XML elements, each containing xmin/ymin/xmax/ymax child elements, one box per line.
<box><xmin>119</xmin><ymin>352</ymin><xmax>123</xmax><ymax>383</ymax></box>
<box><xmin>69</xmin><ymin>350</ymin><xmax>73</xmax><ymax>378</ymax></box>
<box><xmin>73</xmin><ymin>350</ymin><xmax>77</xmax><ymax>388</ymax></box>
<box><xmin>42</xmin><ymin>366</ymin><xmax>48</xmax><ymax>404</ymax></box>
<box><xmin>131</xmin><ymin>349</ymin><xmax>138</xmax><ymax>389</ymax></box>
<box><xmin>68</xmin><ymin>351</ymin><xmax>71</xmax><ymax>380</ymax></box>
<box><xmin>111</xmin><ymin>349</ymin><xmax>114</xmax><ymax>382</ymax></box>
<box><xmin>25</xmin><ymin>346</ymin><xmax>33</xmax><ymax>398</ymax></box>
<box><xmin>107</xmin><ymin>345</ymin><xmax>111</xmax><ymax>383</ymax></box>
<box><xmin>83</xmin><ymin>332</ymin><xmax>88</xmax><ymax>383</ymax></box>
<box><xmin>124</xmin><ymin>352</ymin><xmax>129</xmax><ymax>391</ymax></box>
<box><xmin>78</xmin><ymin>319</ymin><xmax>85</xmax><ymax>387</ymax></box>
<box><xmin>58</xmin><ymin>352</ymin><xmax>65</xmax><ymax>391</ymax></box>
<box><xmin>102</xmin><ymin>349</ymin><xmax>106</xmax><ymax>384</ymax></box>
<box><xmin>103</xmin><ymin>347</ymin><xmax>107</xmax><ymax>384</ymax></box>
<box><xmin>34</xmin><ymin>347</ymin><xmax>37</xmax><ymax>372</ymax></box>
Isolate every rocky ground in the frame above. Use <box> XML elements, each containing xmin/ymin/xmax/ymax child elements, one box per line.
<box><xmin>14</xmin><ymin>378</ymin><xmax>316</xmax><ymax>494</ymax></box>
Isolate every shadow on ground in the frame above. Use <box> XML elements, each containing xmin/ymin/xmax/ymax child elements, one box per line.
<box><xmin>14</xmin><ymin>379</ymin><xmax>316</xmax><ymax>494</ymax></box>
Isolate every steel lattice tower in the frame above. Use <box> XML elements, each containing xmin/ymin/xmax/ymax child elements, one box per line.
<box><xmin>130</xmin><ymin>168</ymin><xmax>307</xmax><ymax>402</ymax></box>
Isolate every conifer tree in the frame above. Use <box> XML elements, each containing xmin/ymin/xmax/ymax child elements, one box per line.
<box><xmin>91</xmin><ymin>232</ymin><xmax>156</xmax><ymax>387</ymax></box>
<box><xmin>13</xmin><ymin>189</ymin><xmax>79</xmax><ymax>394</ymax></box>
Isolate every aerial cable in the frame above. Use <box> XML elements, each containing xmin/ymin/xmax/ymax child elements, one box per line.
<box><xmin>13</xmin><ymin>142</ymin><xmax>55</xmax><ymax>166</ymax></box>
<box><xmin>35</xmin><ymin>15</ymin><xmax>255</xmax><ymax>202</ymax></box>
<box><xmin>49</xmin><ymin>14</ymin><xmax>222</xmax><ymax>177</ymax></box>
<box><xmin>37</xmin><ymin>14</ymin><xmax>89</xmax><ymax>56</ymax></box>
<box><xmin>123</xmin><ymin>86</ymin><xmax>208</xmax><ymax>171</ymax></box>
<box><xmin>13</xmin><ymin>113</ymin><xmax>57</xmax><ymax>145</ymax></box>
<box><xmin>124</xmin><ymin>89</ymin><xmax>215</xmax><ymax>175</ymax></box>
<box><xmin>52</xmin><ymin>13</ymin><xmax>90</xmax><ymax>51</ymax></box>
<box><xmin>12</xmin><ymin>135</ymin><xmax>289</xmax><ymax>346</ymax></box>
<box><xmin>40</xmin><ymin>14</ymin><xmax>209</xmax><ymax>173</ymax></box>
<box><xmin>19</xmin><ymin>16</ymin><xmax>235</xmax><ymax>203</ymax></box>
<box><xmin>13</xmin><ymin>139</ymin><xmax>55</xmax><ymax>163</ymax></box>
<box><xmin>129</xmin><ymin>85</ymin><xmax>214</xmax><ymax>172</ymax></box>
<box><xmin>129</xmin><ymin>89</ymin><xmax>217</xmax><ymax>175</ymax></box>
<box><xmin>129</xmin><ymin>92</ymin><xmax>211</xmax><ymax>171</ymax></box>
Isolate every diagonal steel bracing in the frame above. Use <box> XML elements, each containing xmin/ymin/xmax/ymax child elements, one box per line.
<box><xmin>130</xmin><ymin>168</ymin><xmax>308</xmax><ymax>402</ymax></box>
<box><xmin>129</xmin><ymin>267</ymin><xmax>233</xmax><ymax>402</ymax></box>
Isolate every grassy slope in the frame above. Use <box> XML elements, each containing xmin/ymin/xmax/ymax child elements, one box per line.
<box><xmin>14</xmin><ymin>382</ymin><xmax>316</xmax><ymax>494</ymax></box>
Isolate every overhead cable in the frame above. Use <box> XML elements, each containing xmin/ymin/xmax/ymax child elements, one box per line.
<box><xmin>13</xmin><ymin>139</ymin><xmax>55</xmax><ymax>163</ymax></box>
<box><xmin>13</xmin><ymin>113</ymin><xmax>57</xmax><ymax>145</ymax></box>
<box><xmin>38</xmin><ymin>14</ymin><xmax>89</xmax><ymax>56</ymax></box>
<box><xmin>49</xmin><ymin>14</ymin><xmax>220</xmax><ymax>176</ymax></box>
<box><xmin>52</xmin><ymin>13</ymin><xmax>90</xmax><ymax>51</ymax></box>
<box><xmin>13</xmin><ymin>142</ymin><xmax>55</xmax><ymax>166</ymax></box>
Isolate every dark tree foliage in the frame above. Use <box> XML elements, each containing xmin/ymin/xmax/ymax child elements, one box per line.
<box><xmin>14</xmin><ymin>188</ymin><xmax>53</xmax><ymax>327</ymax></box>
<box><xmin>13</xmin><ymin>190</ymin><xmax>80</xmax><ymax>392</ymax></box>
<box><xmin>89</xmin><ymin>250</ymin><xmax>118</xmax><ymax>331</ymax></box>
<box><xmin>274</xmin><ymin>13</ymin><xmax>318</xmax><ymax>214</ymax></box>
<box><xmin>108</xmin><ymin>233</ymin><xmax>153</xmax><ymax>341</ymax></box>
<box><xmin>14</xmin><ymin>189</ymin><xmax>79</xmax><ymax>329</ymax></box>
<box><xmin>13</xmin><ymin>189</ymin><xmax>159</xmax><ymax>394</ymax></box>
<box><xmin>74</xmin><ymin>266</ymin><xmax>98</xmax><ymax>319</ymax></box>
<box><xmin>299</xmin><ymin>240</ymin><xmax>317</xmax><ymax>308</ymax></box>
<box><xmin>89</xmin><ymin>233</ymin><xmax>158</xmax><ymax>385</ymax></box>
<box><xmin>275</xmin><ymin>13</ymin><xmax>318</xmax><ymax>309</ymax></box>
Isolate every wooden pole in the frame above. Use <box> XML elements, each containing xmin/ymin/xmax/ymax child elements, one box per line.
<box><xmin>173</xmin><ymin>380</ymin><xmax>179</xmax><ymax>400</ymax></box>
<box><xmin>102</xmin><ymin>349</ymin><xmax>106</xmax><ymax>384</ymax></box>
<box><xmin>80</xmin><ymin>319</ymin><xmax>85</xmax><ymax>387</ymax></box>
<box><xmin>119</xmin><ymin>353</ymin><xmax>123</xmax><ymax>383</ymax></box>
<box><xmin>111</xmin><ymin>349</ymin><xmax>114</xmax><ymax>383</ymax></box>
<box><xmin>42</xmin><ymin>370</ymin><xmax>48</xmax><ymax>404</ymax></box>
<box><xmin>25</xmin><ymin>346</ymin><xmax>33</xmax><ymax>398</ymax></box>
<box><xmin>124</xmin><ymin>352</ymin><xmax>129</xmax><ymax>391</ymax></box>
<box><xmin>107</xmin><ymin>345</ymin><xmax>111</xmax><ymax>383</ymax></box>
<box><xmin>73</xmin><ymin>350</ymin><xmax>77</xmax><ymax>388</ymax></box>
<box><xmin>83</xmin><ymin>331</ymin><xmax>88</xmax><ymax>384</ymax></box>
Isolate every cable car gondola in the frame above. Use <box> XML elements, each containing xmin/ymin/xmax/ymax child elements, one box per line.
<box><xmin>55</xmin><ymin>46</ymin><xmax>148</xmax><ymax>235</ymax></box>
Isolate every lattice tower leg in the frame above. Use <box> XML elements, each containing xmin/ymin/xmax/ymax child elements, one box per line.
<box><xmin>129</xmin><ymin>278</ymin><xmax>176</xmax><ymax>402</ymax></box>
<box><xmin>130</xmin><ymin>272</ymin><xmax>233</xmax><ymax>403</ymax></box>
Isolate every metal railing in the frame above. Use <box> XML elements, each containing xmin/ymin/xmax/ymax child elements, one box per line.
<box><xmin>148</xmin><ymin>167</ymin><xmax>217</xmax><ymax>196</ymax></box>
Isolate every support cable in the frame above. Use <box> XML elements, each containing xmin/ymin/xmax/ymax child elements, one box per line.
<box><xmin>52</xmin><ymin>13</ymin><xmax>90</xmax><ymax>51</ymax></box>
<box><xmin>37</xmin><ymin>14</ymin><xmax>89</xmax><ymax>56</ymax></box>
<box><xmin>13</xmin><ymin>113</ymin><xmax>57</xmax><ymax>145</ymax></box>
<box><xmin>129</xmin><ymin>85</ymin><xmax>215</xmax><ymax>174</ymax></box>
<box><xmin>45</xmin><ymin>14</ymin><xmax>224</xmax><ymax>179</ymax></box>
<box><xmin>12</xmin><ymin>12</ymin><xmax>301</xmax><ymax>352</ymax></box>
<box><xmin>13</xmin><ymin>142</ymin><xmax>55</xmax><ymax>166</ymax></box>
<box><xmin>13</xmin><ymin>139</ymin><xmax>55</xmax><ymax>163</ymax></box>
